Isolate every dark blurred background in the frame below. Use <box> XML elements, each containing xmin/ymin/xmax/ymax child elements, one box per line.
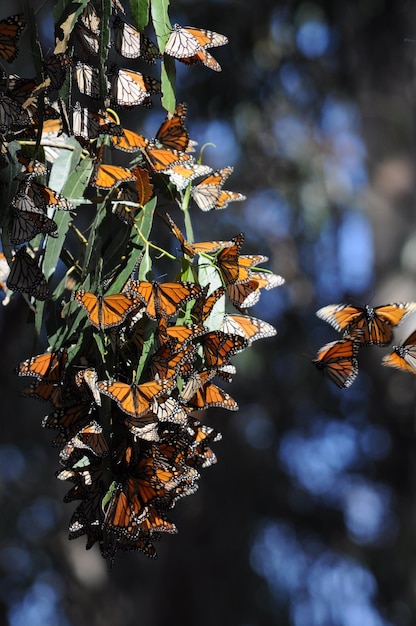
<box><xmin>2</xmin><ymin>0</ymin><xmax>416</xmax><ymax>624</ymax></box>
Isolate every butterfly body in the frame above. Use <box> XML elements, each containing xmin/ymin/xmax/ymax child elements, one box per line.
<box><xmin>316</xmin><ymin>302</ymin><xmax>416</xmax><ymax>346</ymax></box>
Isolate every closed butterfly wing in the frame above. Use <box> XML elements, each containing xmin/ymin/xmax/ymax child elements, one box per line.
<box><xmin>382</xmin><ymin>330</ymin><xmax>416</xmax><ymax>374</ymax></box>
<box><xmin>109</xmin><ymin>66</ymin><xmax>161</xmax><ymax>107</ymax></box>
<box><xmin>221</xmin><ymin>314</ymin><xmax>277</xmax><ymax>343</ymax></box>
<box><xmin>74</xmin><ymin>61</ymin><xmax>105</xmax><ymax>99</ymax></box>
<box><xmin>113</xmin><ymin>16</ymin><xmax>160</xmax><ymax>62</ymax></box>
<box><xmin>9</xmin><ymin>209</ymin><xmax>58</xmax><ymax>245</ymax></box>
<box><xmin>7</xmin><ymin>247</ymin><xmax>48</xmax><ymax>300</ymax></box>
<box><xmin>312</xmin><ymin>338</ymin><xmax>359</xmax><ymax>388</ymax></box>
<box><xmin>165</xmin><ymin>24</ymin><xmax>228</xmax><ymax>59</ymax></box>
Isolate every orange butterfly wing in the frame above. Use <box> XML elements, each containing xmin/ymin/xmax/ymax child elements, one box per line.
<box><xmin>16</xmin><ymin>348</ymin><xmax>67</xmax><ymax>382</ymax></box>
<box><xmin>312</xmin><ymin>338</ymin><xmax>359</xmax><ymax>388</ymax></box>
<box><xmin>74</xmin><ymin>290</ymin><xmax>140</xmax><ymax>329</ymax></box>
<box><xmin>382</xmin><ymin>329</ymin><xmax>416</xmax><ymax>374</ymax></box>
<box><xmin>0</xmin><ymin>15</ymin><xmax>25</xmax><ymax>62</ymax></box>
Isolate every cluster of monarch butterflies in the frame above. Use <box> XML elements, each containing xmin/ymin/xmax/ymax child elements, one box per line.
<box><xmin>0</xmin><ymin>3</ymin><xmax>283</xmax><ymax>560</ymax></box>
<box><xmin>312</xmin><ymin>302</ymin><xmax>416</xmax><ymax>388</ymax></box>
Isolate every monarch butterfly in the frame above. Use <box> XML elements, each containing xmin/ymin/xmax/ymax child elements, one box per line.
<box><xmin>21</xmin><ymin>380</ymin><xmax>63</xmax><ymax>407</ymax></box>
<box><xmin>133</xmin><ymin>507</ymin><xmax>177</xmax><ymax>535</ymax></box>
<box><xmin>0</xmin><ymin>92</ymin><xmax>29</xmax><ymax>132</ymax></box>
<box><xmin>312</xmin><ymin>337</ymin><xmax>360</xmax><ymax>389</ymax></box>
<box><xmin>167</xmin><ymin>162</ymin><xmax>212</xmax><ymax>190</ymax></box>
<box><xmin>21</xmin><ymin>181</ymin><xmax>73</xmax><ymax>211</ymax></box>
<box><xmin>164</xmin><ymin>25</ymin><xmax>228</xmax><ymax>67</ymax></box>
<box><xmin>97</xmin><ymin>378</ymin><xmax>175</xmax><ymax>419</ymax></box>
<box><xmin>132</xmin><ymin>166</ymin><xmax>154</xmax><ymax>205</ymax></box>
<box><xmin>182</xmin><ymin>379</ymin><xmax>238</xmax><ymax>411</ymax></box>
<box><xmin>0</xmin><ymin>14</ymin><xmax>25</xmax><ymax>63</ymax></box>
<box><xmin>316</xmin><ymin>302</ymin><xmax>416</xmax><ymax>346</ymax></box>
<box><xmin>155</xmin><ymin>317</ymin><xmax>206</xmax><ymax>349</ymax></box>
<box><xmin>16</xmin><ymin>348</ymin><xmax>67</xmax><ymax>381</ymax></box>
<box><xmin>191</xmin><ymin>167</ymin><xmax>245</xmax><ymax>211</ymax></box>
<box><xmin>79</xmin><ymin>3</ymin><xmax>100</xmax><ymax>34</ymax></box>
<box><xmin>74</xmin><ymin>22</ymin><xmax>100</xmax><ymax>55</ymax></box>
<box><xmin>43</xmin><ymin>53</ymin><xmax>70</xmax><ymax>91</ymax></box>
<box><xmin>199</xmin><ymin>330</ymin><xmax>248</xmax><ymax>368</ymax></box>
<box><xmin>166</xmin><ymin>213</ymin><xmax>233</xmax><ymax>257</ymax></box>
<box><xmin>178</xmin><ymin>47</ymin><xmax>223</xmax><ymax>72</ymax></box>
<box><xmin>111</xmin><ymin>177</ymin><xmax>152</xmax><ymax>225</ymax></box>
<box><xmin>151</xmin><ymin>397</ymin><xmax>188</xmax><ymax>425</ymax></box>
<box><xmin>42</xmin><ymin>404</ymin><xmax>94</xmax><ymax>440</ymax></box>
<box><xmin>9</xmin><ymin>208</ymin><xmax>58</xmax><ymax>245</ymax></box>
<box><xmin>221</xmin><ymin>314</ymin><xmax>277</xmax><ymax>343</ymax></box>
<box><xmin>215</xmin><ymin>232</ymin><xmax>245</xmax><ymax>284</ymax></box>
<box><xmin>155</xmin><ymin>103</ymin><xmax>190</xmax><ymax>152</ymax></box>
<box><xmin>91</xmin><ymin>161</ymin><xmax>136</xmax><ymax>190</ymax></box>
<box><xmin>186</xmin><ymin>416</ymin><xmax>222</xmax><ymax>468</ymax></box>
<box><xmin>382</xmin><ymin>330</ymin><xmax>416</xmax><ymax>374</ymax></box>
<box><xmin>60</xmin><ymin>421</ymin><xmax>109</xmax><ymax>461</ymax></box>
<box><xmin>16</xmin><ymin>155</ymin><xmax>48</xmax><ymax>179</ymax></box>
<box><xmin>71</xmin><ymin>102</ymin><xmax>124</xmax><ymax>146</ymax></box>
<box><xmin>75</xmin><ymin>368</ymin><xmax>102</xmax><ymax>405</ymax></box>
<box><xmin>227</xmin><ymin>271</ymin><xmax>285</xmax><ymax>309</ymax></box>
<box><xmin>74</xmin><ymin>290</ymin><xmax>142</xmax><ymax>329</ymax></box>
<box><xmin>125</xmin><ymin>280</ymin><xmax>203</xmax><ymax>320</ymax></box>
<box><xmin>191</xmin><ymin>285</ymin><xmax>226</xmax><ymax>323</ymax></box>
<box><xmin>12</xmin><ymin>191</ymin><xmax>44</xmax><ymax>214</ymax></box>
<box><xmin>113</xmin><ymin>16</ymin><xmax>161</xmax><ymax>62</ymax></box>
<box><xmin>109</xmin><ymin>65</ymin><xmax>161</xmax><ymax>107</ymax></box>
<box><xmin>149</xmin><ymin>342</ymin><xmax>196</xmax><ymax>381</ymax></box>
<box><xmin>7</xmin><ymin>246</ymin><xmax>48</xmax><ymax>300</ymax></box>
<box><xmin>144</xmin><ymin>143</ymin><xmax>192</xmax><ymax>172</ymax></box>
<box><xmin>111</xmin><ymin>126</ymin><xmax>148</xmax><ymax>152</ymax></box>
<box><xmin>73</xmin><ymin>61</ymin><xmax>108</xmax><ymax>99</ymax></box>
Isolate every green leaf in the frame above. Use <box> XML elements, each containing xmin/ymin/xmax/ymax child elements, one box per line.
<box><xmin>130</xmin><ymin>0</ymin><xmax>150</xmax><ymax>31</ymax></box>
<box><xmin>161</xmin><ymin>57</ymin><xmax>176</xmax><ymax>113</ymax></box>
<box><xmin>197</xmin><ymin>260</ymin><xmax>225</xmax><ymax>330</ymax></box>
<box><xmin>150</xmin><ymin>0</ymin><xmax>171</xmax><ymax>50</ymax></box>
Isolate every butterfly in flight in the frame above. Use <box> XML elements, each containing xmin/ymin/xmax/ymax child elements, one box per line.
<box><xmin>316</xmin><ymin>302</ymin><xmax>416</xmax><ymax>346</ymax></box>
<box><xmin>312</xmin><ymin>337</ymin><xmax>360</xmax><ymax>389</ymax></box>
<box><xmin>382</xmin><ymin>329</ymin><xmax>416</xmax><ymax>374</ymax></box>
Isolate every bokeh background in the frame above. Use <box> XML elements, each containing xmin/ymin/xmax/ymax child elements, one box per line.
<box><xmin>2</xmin><ymin>0</ymin><xmax>416</xmax><ymax>624</ymax></box>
